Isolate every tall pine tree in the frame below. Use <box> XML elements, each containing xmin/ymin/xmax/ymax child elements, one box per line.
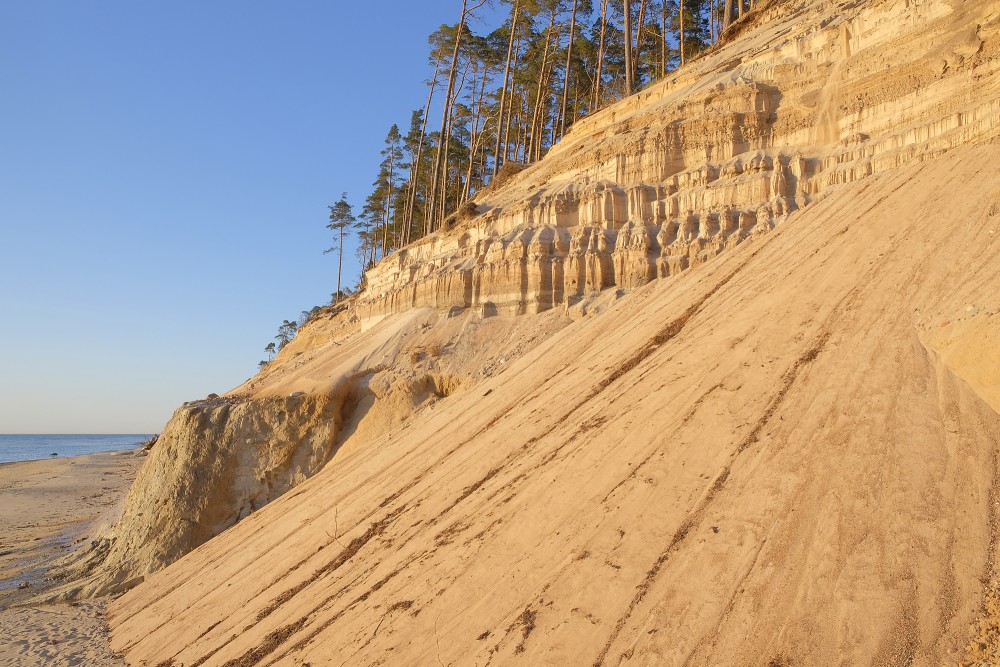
<box><xmin>324</xmin><ymin>194</ymin><xmax>356</xmax><ymax>304</ymax></box>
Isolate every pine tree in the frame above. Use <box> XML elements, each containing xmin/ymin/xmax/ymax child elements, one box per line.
<box><xmin>324</xmin><ymin>194</ymin><xmax>356</xmax><ymax>304</ymax></box>
<box><xmin>623</xmin><ymin>0</ymin><xmax>634</xmax><ymax>94</ymax></box>
<box><xmin>593</xmin><ymin>0</ymin><xmax>610</xmax><ymax>108</ymax></box>
<box><xmin>275</xmin><ymin>320</ymin><xmax>298</xmax><ymax>351</ymax></box>
<box><xmin>558</xmin><ymin>0</ymin><xmax>580</xmax><ymax>140</ymax></box>
<box><xmin>379</xmin><ymin>125</ymin><xmax>404</xmax><ymax>256</ymax></box>
<box><xmin>492</xmin><ymin>0</ymin><xmax>524</xmax><ymax>177</ymax></box>
<box><xmin>339</xmin><ymin>0</ymin><xmax>734</xmax><ymax>274</ymax></box>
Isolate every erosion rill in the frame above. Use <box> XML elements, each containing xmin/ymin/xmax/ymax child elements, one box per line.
<box><xmin>60</xmin><ymin>0</ymin><xmax>1000</xmax><ymax>663</ymax></box>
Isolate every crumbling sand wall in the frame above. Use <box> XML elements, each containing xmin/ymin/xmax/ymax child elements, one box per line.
<box><xmin>357</xmin><ymin>0</ymin><xmax>1000</xmax><ymax>323</ymax></box>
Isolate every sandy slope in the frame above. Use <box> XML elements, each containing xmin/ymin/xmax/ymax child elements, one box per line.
<box><xmin>109</xmin><ymin>145</ymin><xmax>1000</xmax><ymax>666</ymax></box>
<box><xmin>69</xmin><ymin>0</ymin><xmax>1000</xmax><ymax>604</ymax></box>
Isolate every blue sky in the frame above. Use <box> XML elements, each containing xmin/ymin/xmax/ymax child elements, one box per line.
<box><xmin>0</xmin><ymin>2</ymin><xmax>503</xmax><ymax>433</ymax></box>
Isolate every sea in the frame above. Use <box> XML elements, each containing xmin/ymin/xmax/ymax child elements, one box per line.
<box><xmin>0</xmin><ymin>434</ymin><xmax>153</xmax><ymax>465</ymax></box>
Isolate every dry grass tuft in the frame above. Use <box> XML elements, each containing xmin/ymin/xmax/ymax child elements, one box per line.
<box><xmin>512</xmin><ymin>607</ymin><xmax>537</xmax><ymax>654</ymax></box>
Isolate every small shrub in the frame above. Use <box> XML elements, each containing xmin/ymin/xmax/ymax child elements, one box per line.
<box><xmin>458</xmin><ymin>200</ymin><xmax>480</xmax><ymax>220</ymax></box>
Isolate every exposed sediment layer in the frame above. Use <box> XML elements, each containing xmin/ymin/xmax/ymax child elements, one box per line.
<box><xmin>358</xmin><ymin>0</ymin><xmax>1000</xmax><ymax>324</ymax></box>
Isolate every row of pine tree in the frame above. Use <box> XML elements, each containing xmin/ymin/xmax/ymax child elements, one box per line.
<box><xmin>326</xmin><ymin>0</ymin><xmax>755</xmax><ymax>301</ymax></box>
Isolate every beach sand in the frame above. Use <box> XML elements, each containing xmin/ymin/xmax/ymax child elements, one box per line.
<box><xmin>0</xmin><ymin>450</ymin><xmax>143</xmax><ymax>666</ymax></box>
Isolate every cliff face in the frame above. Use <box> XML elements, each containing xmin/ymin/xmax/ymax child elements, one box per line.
<box><xmin>78</xmin><ymin>0</ymin><xmax>1000</xmax><ymax>663</ymax></box>
<box><xmin>358</xmin><ymin>0</ymin><xmax>1000</xmax><ymax>324</ymax></box>
<box><xmin>61</xmin><ymin>395</ymin><xmax>340</xmax><ymax>597</ymax></box>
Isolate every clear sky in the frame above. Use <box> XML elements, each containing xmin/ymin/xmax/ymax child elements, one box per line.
<box><xmin>0</xmin><ymin>1</ymin><xmax>503</xmax><ymax>433</ymax></box>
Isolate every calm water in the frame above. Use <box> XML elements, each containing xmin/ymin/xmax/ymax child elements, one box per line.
<box><xmin>0</xmin><ymin>434</ymin><xmax>152</xmax><ymax>464</ymax></box>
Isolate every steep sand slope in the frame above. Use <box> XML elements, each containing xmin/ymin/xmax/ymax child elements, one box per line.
<box><xmin>66</xmin><ymin>0</ymin><xmax>1000</xmax><ymax>598</ymax></box>
<box><xmin>109</xmin><ymin>146</ymin><xmax>1000</xmax><ymax>665</ymax></box>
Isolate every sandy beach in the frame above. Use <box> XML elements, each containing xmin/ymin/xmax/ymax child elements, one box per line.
<box><xmin>0</xmin><ymin>450</ymin><xmax>143</xmax><ymax>666</ymax></box>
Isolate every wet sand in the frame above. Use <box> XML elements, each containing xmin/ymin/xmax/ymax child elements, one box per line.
<box><xmin>0</xmin><ymin>450</ymin><xmax>143</xmax><ymax>666</ymax></box>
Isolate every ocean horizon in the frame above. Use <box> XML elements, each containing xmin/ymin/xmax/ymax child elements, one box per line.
<box><xmin>0</xmin><ymin>434</ymin><xmax>153</xmax><ymax>465</ymax></box>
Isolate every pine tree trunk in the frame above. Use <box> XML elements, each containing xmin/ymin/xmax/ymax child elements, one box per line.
<box><xmin>634</xmin><ymin>0</ymin><xmax>647</xmax><ymax>87</ymax></box>
<box><xmin>382</xmin><ymin>148</ymin><xmax>394</xmax><ymax>259</ymax></box>
<box><xmin>502</xmin><ymin>40</ymin><xmax>524</xmax><ymax>165</ymax></box>
<box><xmin>624</xmin><ymin>0</ymin><xmax>634</xmax><ymax>95</ymax></box>
<box><xmin>512</xmin><ymin>102</ymin><xmax>525</xmax><ymax>162</ymax></box>
<box><xmin>336</xmin><ymin>225</ymin><xmax>343</xmax><ymax>302</ymax></box>
<box><xmin>529</xmin><ymin>6</ymin><xmax>559</xmax><ymax>162</ymax></box>
<box><xmin>533</xmin><ymin>42</ymin><xmax>556</xmax><ymax>161</ymax></box>
<box><xmin>660</xmin><ymin>0</ymin><xmax>667</xmax><ymax>78</ymax></box>
<box><xmin>594</xmin><ymin>0</ymin><xmax>609</xmax><ymax>109</ymax></box>
<box><xmin>559</xmin><ymin>0</ymin><xmax>579</xmax><ymax>140</ymax></box>
<box><xmin>362</xmin><ymin>231</ymin><xmax>371</xmax><ymax>276</ymax></box>
<box><xmin>358</xmin><ymin>237</ymin><xmax>365</xmax><ymax>281</ymax></box>
<box><xmin>514</xmin><ymin>101</ymin><xmax>526</xmax><ymax>162</ymax></box>
<box><xmin>461</xmin><ymin>64</ymin><xmax>481</xmax><ymax>205</ymax></box>
<box><xmin>723</xmin><ymin>0</ymin><xmax>733</xmax><ymax>31</ymax></box>
<box><xmin>679</xmin><ymin>0</ymin><xmax>686</xmax><ymax>65</ymax></box>
<box><xmin>710</xmin><ymin>0</ymin><xmax>717</xmax><ymax>43</ymax></box>
<box><xmin>573</xmin><ymin>72</ymin><xmax>580</xmax><ymax>122</ymax></box>
<box><xmin>477</xmin><ymin>130</ymin><xmax>488</xmax><ymax>190</ymax></box>
<box><xmin>464</xmin><ymin>64</ymin><xmax>490</xmax><ymax>203</ymax></box>
<box><xmin>428</xmin><ymin>0</ymin><xmax>485</xmax><ymax>233</ymax></box>
<box><xmin>440</xmin><ymin>59</ymin><xmax>471</xmax><ymax>224</ymax></box>
<box><xmin>492</xmin><ymin>1</ymin><xmax>520</xmax><ymax>179</ymax></box>
<box><xmin>405</xmin><ymin>59</ymin><xmax>440</xmax><ymax>243</ymax></box>
<box><xmin>396</xmin><ymin>185</ymin><xmax>409</xmax><ymax>250</ymax></box>
<box><xmin>421</xmin><ymin>181</ymin><xmax>431</xmax><ymax>238</ymax></box>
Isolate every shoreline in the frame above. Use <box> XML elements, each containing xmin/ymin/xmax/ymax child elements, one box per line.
<box><xmin>0</xmin><ymin>449</ymin><xmax>144</xmax><ymax>666</ymax></box>
<box><xmin>0</xmin><ymin>434</ymin><xmax>152</xmax><ymax>467</ymax></box>
<box><xmin>0</xmin><ymin>451</ymin><xmax>140</xmax><ymax>469</ymax></box>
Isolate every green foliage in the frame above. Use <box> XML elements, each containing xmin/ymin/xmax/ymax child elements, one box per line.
<box><xmin>330</xmin><ymin>287</ymin><xmax>354</xmax><ymax>305</ymax></box>
<box><xmin>257</xmin><ymin>0</ymin><xmax>740</xmax><ymax>371</ymax></box>
<box><xmin>320</xmin><ymin>0</ymin><xmax>729</xmax><ymax>296</ymax></box>
<box><xmin>275</xmin><ymin>319</ymin><xmax>298</xmax><ymax>351</ymax></box>
<box><xmin>324</xmin><ymin>194</ymin><xmax>355</xmax><ymax>256</ymax></box>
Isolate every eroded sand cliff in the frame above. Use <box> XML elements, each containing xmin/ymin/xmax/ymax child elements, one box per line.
<box><xmin>76</xmin><ymin>0</ymin><xmax>1000</xmax><ymax>663</ymax></box>
<box><xmin>357</xmin><ymin>0</ymin><xmax>1000</xmax><ymax>323</ymax></box>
